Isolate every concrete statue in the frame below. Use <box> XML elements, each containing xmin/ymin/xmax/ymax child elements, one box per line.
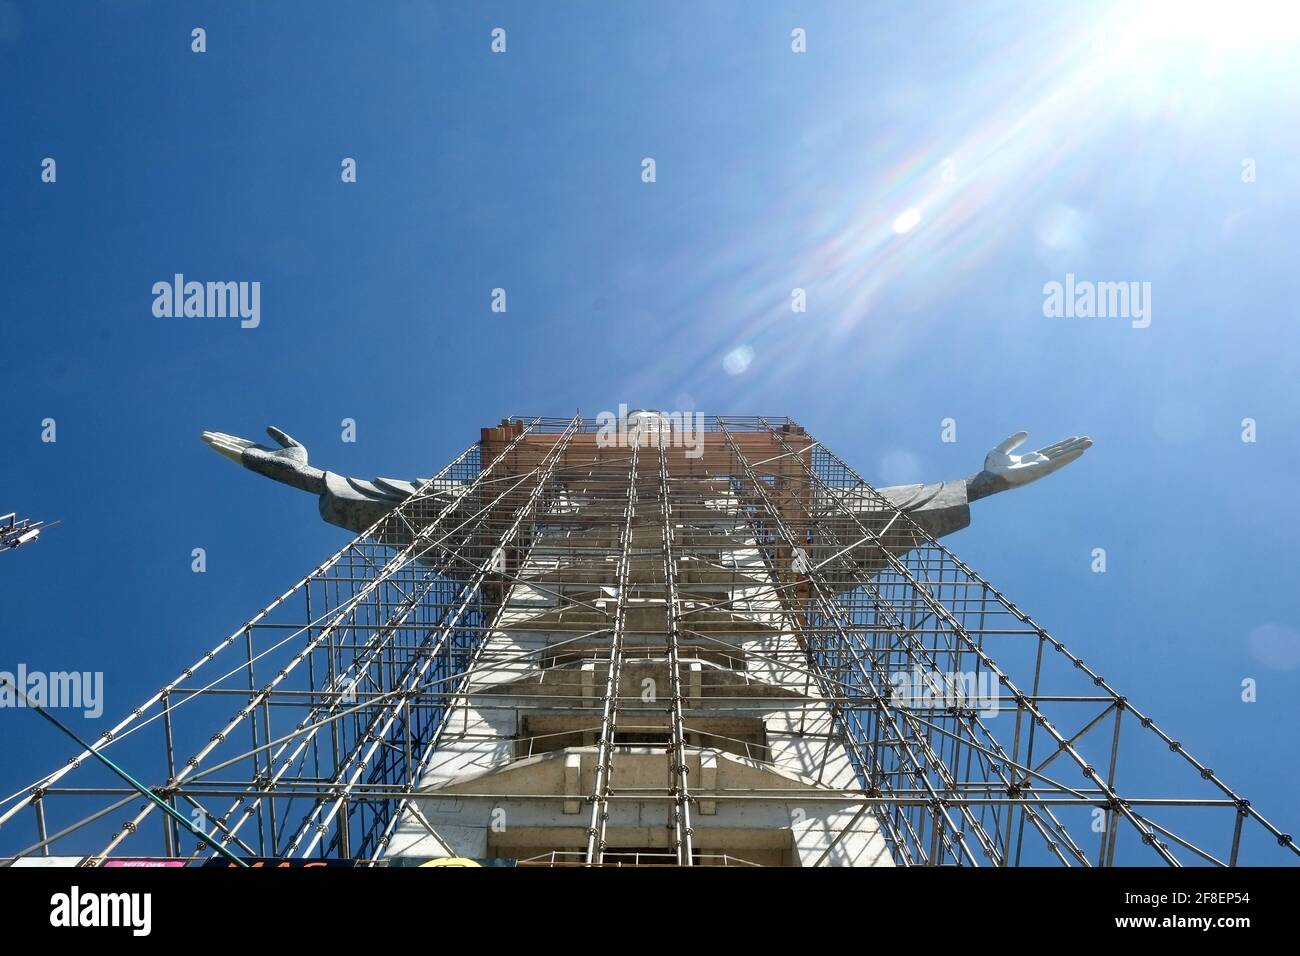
<box><xmin>201</xmin><ymin>424</ymin><xmax>1091</xmax><ymax>545</ymax></box>
<box><xmin>197</xmin><ymin>418</ymin><xmax>1093</xmax><ymax>866</ymax></box>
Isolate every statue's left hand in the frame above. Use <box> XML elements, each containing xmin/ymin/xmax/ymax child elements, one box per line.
<box><xmin>981</xmin><ymin>431</ymin><xmax>1092</xmax><ymax>488</ymax></box>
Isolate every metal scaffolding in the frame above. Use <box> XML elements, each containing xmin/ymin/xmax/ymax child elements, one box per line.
<box><xmin>1</xmin><ymin>415</ymin><xmax>1294</xmax><ymax>866</ymax></box>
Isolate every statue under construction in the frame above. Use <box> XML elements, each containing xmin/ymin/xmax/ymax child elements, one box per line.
<box><xmin>1</xmin><ymin>414</ymin><xmax>1293</xmax><ymax>867</ymax></box>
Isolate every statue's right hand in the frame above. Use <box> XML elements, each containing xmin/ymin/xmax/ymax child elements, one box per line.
<box><xmin>202</xmin><ymin>426</ymin><xmax>324</xmax><ymax>493</ymax></box>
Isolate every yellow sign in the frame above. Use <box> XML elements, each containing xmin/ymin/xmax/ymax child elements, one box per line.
<box><xmin>417</xmin><ymin>857</ymin><xmax>482</xmax><ymax>867</ymax></box>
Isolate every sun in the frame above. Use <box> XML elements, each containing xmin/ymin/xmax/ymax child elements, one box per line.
<box><xmin>1128</xmin><ymin>0</ymin><xmax>1300</xmax><ymax>52</ymax></box>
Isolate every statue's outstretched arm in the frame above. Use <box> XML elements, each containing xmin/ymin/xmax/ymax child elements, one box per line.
<box><xmin>820</xmin><ymin>430</ymin><xmax>1092</xmax><ymax>553</ymax></box>
<box><xmin>808</xmin><ymin>430</ymin><xmax>1091</xmax><ymax>586</ymax></box>
<box><xmin>201</xmin><ymin>426</ymin><xmax>438</xmax><ymax>535</ymax></box>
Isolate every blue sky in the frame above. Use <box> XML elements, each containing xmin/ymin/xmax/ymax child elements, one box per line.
<box><xmin>2</xmin><ymin>1</ymin><xmax>1298</xmax><ymax>863</ymax></box>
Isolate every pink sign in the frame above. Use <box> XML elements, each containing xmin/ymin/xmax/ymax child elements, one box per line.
<box><xmin>102</xmin><ymin>859</ymin><xmax>188</xmax><ymax>868</ymax></box>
